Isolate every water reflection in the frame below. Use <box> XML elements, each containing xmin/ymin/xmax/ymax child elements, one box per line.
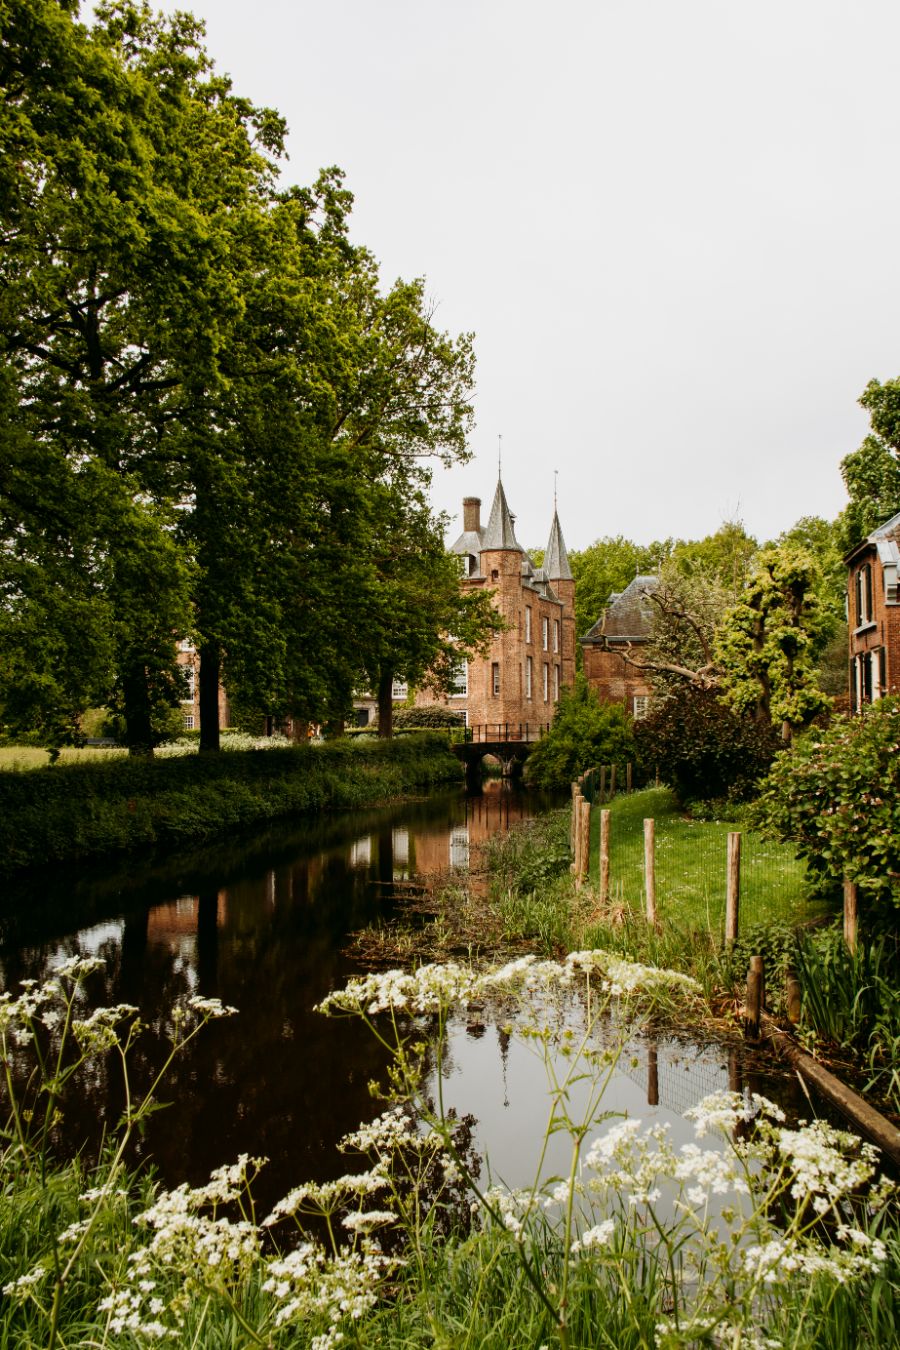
<box><xmin>0</xmin><ymin>782</ymin><xmax>545</xmax><ymax>1212</ymax></box>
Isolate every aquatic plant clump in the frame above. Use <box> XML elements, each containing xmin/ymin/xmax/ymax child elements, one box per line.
<box><xmin>315</xmin><ymin>949</ymin><xmax>703</xmax><ymax>1020</ymax></box>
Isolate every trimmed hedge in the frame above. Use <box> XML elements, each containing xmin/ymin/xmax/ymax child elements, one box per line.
<box><xmin>0</xmin><ymin>735</ymin><xmax>462</xmax><ymax>873</ymax></box>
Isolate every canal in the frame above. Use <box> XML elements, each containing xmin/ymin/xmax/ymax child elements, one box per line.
<box><xmin>0</xmin><ymin>780</ymin><xmax>808</xmax><ymax>1214</ymax></box>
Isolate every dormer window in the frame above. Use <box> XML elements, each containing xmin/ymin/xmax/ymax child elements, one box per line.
<box><xmin>468</xmin><ymin>554</ymin><xmax>479</xmax><ymax>576</ymax></box>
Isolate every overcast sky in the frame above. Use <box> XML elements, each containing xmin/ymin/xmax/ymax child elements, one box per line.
<box><xmin>142</xmin><ymin>0</ymin><xmax>900</xmax><ymax>553</ymax></box>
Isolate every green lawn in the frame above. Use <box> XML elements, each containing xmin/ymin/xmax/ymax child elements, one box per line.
<box><xmin>589</xmin><ymin>787</ymin><xmax>816</xmax><ymax>936</ymax></box>
<box><xmin>0</xmin><ymin>745</ymin><xmax>126</xmax><ymax>771</ymax></box>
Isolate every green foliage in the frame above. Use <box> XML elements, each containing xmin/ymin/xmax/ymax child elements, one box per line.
<box><xmin>753</xmin><ymin>698</ymin><xmax>900</xmax><ymax>912</ymax></box>
<box><xmin>716</xmin><ymin>544</ymin><xmax>831</xmax><ymax>735</ymax></box>
<box><xmin>635</xmin><ymin>685</ymin><xmax>780</xmax><ymax>804</ymax></box>
<box><xmin>0</xmin><ymin>736</ymin><xmax>460</xmax><ymax>872</ymax></box>
<box><xmin>524</xmin><ymin>677</ymin><xmax>636</xmax><ymax>789</ymax></box>
<box><xmin>669</xmin><ymin>519</ymin><xmax>758</xmax><ymax>592</ymax></box>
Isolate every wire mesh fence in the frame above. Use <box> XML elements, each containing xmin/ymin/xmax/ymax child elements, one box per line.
<box><xmin>585</xmin><ymin>787</ymin><xmax>811</xmax><ymax>937</ymax></box>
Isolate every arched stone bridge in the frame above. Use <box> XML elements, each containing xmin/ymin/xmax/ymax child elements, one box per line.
<box><xmin>452</xmin><ymin>723</ymin><xmax>550</xmax><ymax>785</ymax></box>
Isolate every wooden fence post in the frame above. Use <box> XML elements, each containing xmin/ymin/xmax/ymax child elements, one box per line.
<box><xmin>609</xmin><ymin>764</ymin><xmax>617</xmax><ymax>798</ymax></box>
<box><xmin>599</xmin><ymin>766</ymin><xmax>607</xmax><ymax>802</ymax></box>
<box><xmin>843</xmin><ymin>878</ymin><xmax>858</xmax><ymax>954</ymax></box>
<box><xmin>725</xmin><ymin>832</ymin><xmax>741</xmax><ymax>944</ymax></box>
<box><xmin>785</xmin><ymin>969</ymin><xmax>802</xmax><ymax>1024</ymax></box>
<box><xmin>576</xmin><ymin>798</ymin><xmax>591</xmax><ymax>887</ymax></box>
<box><xmin>644</xmin><ymin>818</ymin><xmax>657</xmax><ymax>926</ymax></box>
<box><xmin>599</xmin><ymin>808</ymin><xmax>611</xmax><ymax>906</ymax></box>
<box><xmin>744</xmin><ymin>954</ymin><xmax>764</xmax><ymax>1037</ymax></box>
<box><xmin>570</xmin><ymin>783</ymin><xmax>581</xmax><ymax>856</ymax></box>
<box><xmin>626</xmin><ymin>761</ymin><xmax>633</xmax><ymax>794</ymax></box>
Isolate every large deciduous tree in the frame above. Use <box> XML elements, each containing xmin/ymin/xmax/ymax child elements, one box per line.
<box><xmin>838</xmin><ymin>378</ymin><xmax>900</xmax><ymax>554</ymax></box>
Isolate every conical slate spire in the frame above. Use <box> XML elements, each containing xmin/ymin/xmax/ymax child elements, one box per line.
<box><xmin>481</xmin><ymin>477</ymin><xmax>521</xmax><ymax>551</ymax></box>
<box><xmin>543</xmin><ymin>509</ymin><xmax>573</xmax><ymax>581</ymax></box>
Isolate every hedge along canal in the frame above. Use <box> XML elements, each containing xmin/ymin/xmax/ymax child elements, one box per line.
<box><xmin>0</xmin><ymin>777</ymin><xmax>825</xmax><ymax>1224</ymax></box>
<box><xmin>0</xmin><ymin>733</ymin><xmax>462</xmax><ymax>872</ymax></box>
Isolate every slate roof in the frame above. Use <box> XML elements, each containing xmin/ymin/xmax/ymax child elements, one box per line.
<box><xmin>481</xmin><ymin>478</ymin><xmax>522</xmax><ymax>551</ymax></box>
<box><xmin>582</xmin><ymin>574</ymin><xmax>658</xmax><ymax>643</ymax></box>
<box><xmin>543</xmin><ymin>510</ymin><xmax>573</xmax><ymax>581</ymax></box>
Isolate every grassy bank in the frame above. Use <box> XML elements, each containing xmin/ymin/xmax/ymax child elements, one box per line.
<box><xmin>0</xmin><ymin>735</ymin><xmax>461</xmax><ymax>873</ymax></box>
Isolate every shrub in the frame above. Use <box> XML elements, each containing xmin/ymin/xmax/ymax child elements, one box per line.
<box><xmin>391</xmin><ymin>706</ymin><xmax>465</xmax><ymax>730</ymax></box>
<box><xmin>752</xmin><ymin>697</ymin><xmax>900</xmax><ymax>911</ymax></box>
<box><xmin>524</xmin><ymin>676</ymin><xmax>635</xmax><ymax>789</ymax></box>
<box><xmin>635</xmin><ymin>685</ymin><xmax>780</xmax><ymax>805</ymax></box>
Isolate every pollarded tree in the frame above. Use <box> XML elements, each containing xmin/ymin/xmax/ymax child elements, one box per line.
<box><xmin>715</xmin><ymin>545</ymin><xmax>831</xmax><ymax>741</ymax></box>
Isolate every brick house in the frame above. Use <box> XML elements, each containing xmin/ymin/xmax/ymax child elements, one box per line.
<box><xmin>845</xmin><ymin>511</ymin><xmax>900</xmax><ymax>710</ymax></box>
<box><xmin>414</xmin><ymin>478</ymin><xmax>577</xmax><ymax>728</ymax></box>
<box><xmin>580</xmin><ymin>574</ymin><xmax>658</xmax><ymax>717</ymax></box>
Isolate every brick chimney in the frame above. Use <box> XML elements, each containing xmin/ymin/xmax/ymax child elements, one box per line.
<box><xmin>463</xmin><ymin>497</ymin><xmax>481</xmax><ymax>532</ymax></box>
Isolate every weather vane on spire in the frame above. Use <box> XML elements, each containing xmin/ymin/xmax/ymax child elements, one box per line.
<box><xmin>498</xmin><ymin>433</ymin><xmax>502</xmax><ymax>479</ymax></box>
<box><xmin>554</xmin><ymin>469</ymin><xmax>558</xmax><ymax>511</ymax></box>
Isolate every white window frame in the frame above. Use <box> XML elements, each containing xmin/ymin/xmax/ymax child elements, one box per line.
<box><xmin>525</xmin><ymin>656</ymin><xmax>533</xmax><ymax>699</ymax></box>
<box><xmin>542</xmin><ymin>616</ymin><xmax>549</xmax><ymax>650</ymax></box>
<box><xmin>554</xmin><ymin>665</ymin><xmax>560</xmax><ymax>701</ymax></box>
<box><xmin>391</xmin><ymin>679</ymin><xmax>409</xmax><ymax>700</ymax></box>
<box><xmin>633</xmin><ymin>695</ymin><xmax>650</xmax><ymax>720</ymax></box>
<box><xmin>449</xmin><ymin>661</ymin><xmax>467</xmax><ymax>697</ymax></box>
<box><xmin>183</xmin><ymin>713</ymin><xmax>195</xmax><ymax>730</ymax></box>
<box><xmin>542</xmin><ymin>662</ymin><xmax>549</xmax><ymax>701</ymax></box>
<box><xmin>553</xmin><ymin>620</ymin><xmax>560</xmax><ymax>653</ymax></box>
<box><xmin>525</xmin><ymin>607</ymin><xmax>532</xmax><ymax>643</ymax></box>
<box><xmin>492</xmin><ymin>662</ymin><xmax>500</xmax><ymax>697</ymax></box>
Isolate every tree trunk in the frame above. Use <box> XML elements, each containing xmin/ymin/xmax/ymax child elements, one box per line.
<box><xmin>199</xmin><ymin>640</ymin><xmax>221</xmax><ymax>752</ymax></box>
<box><xmin>377</xmin><ymin>669</ymin><xmax>394</xmax><ymax>739</ymax></box>
<box><xmin>121</xmin><ymin>660</ymin><xmax>154</xmax><ymax>757</ymax></box>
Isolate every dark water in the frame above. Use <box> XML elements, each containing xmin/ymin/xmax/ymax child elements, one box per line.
<box><xmin>0</xmin><ymin>781</ymin><xmax>816</xmax><ymax>1213</ymax></box>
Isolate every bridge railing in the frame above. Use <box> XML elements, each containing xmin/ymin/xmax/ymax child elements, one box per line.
<box><xmin>462</xmin><ymin>722</ymin><xmax>550</xmax><ymax>744</ymax></box>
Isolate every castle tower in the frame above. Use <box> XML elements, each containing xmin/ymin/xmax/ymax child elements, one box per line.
<box><xmin>477</xmin><ymin>478</ymin><xmax>526</xmax><ymax>725</ymax></box>
<box><xmin>543</xmin><ymin>507</ymin><xmax>576</xmax><ymax>691</ymax></box>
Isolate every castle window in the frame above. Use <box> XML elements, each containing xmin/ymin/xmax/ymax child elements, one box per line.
<box><xmin>554</xmin><ymin>665</ymin><xmax>560</xmax><ymax>700</ymax></box>
<box><xmin>492</xmin><ymin>662</ymin><xmax>500</xmax><ymax>696</ymax></box>
<box><xmin>525</xmin><ymin>657</ymin><xmax>533</xmax><ymax>699</ymax></box>
<box><xmin>525</xmin><ymin>607</ymin><xmax>532</xmax><ymax>643</ymax></box>
<box><xmin>391</xmin><ymin>680</ymin><xmax>409</xmax><ymax>700</ymax></box>
<box><xmin>542</xmin><ymin>616</ymin><xmax>549</xmax><ymax>650</ymax></box>
<box><xmin>491</xmin><ymin>569</ymin><xmax>499</xmax><ymax>582</ymax></box>
<box><xmin>181</xmin><ymin>665</ymin><xmax>196</xmax><ymax>702</ymax></box>
<box><xmin>542</xmin><ymin>663</ymin><xmax>549</xmax><ymax>701</ymax></box>
<box><xmin>468</xmin><ymin>554</ymin><xmax>479</xmax><ymax>576</ymax></box>
<box><xmin>449</xmin><ymin>662</ymin><xmax>467</xmax><ymax>697</ymax></box>
<box><xmin>553</xmin><ymin>620</ymin><xmax>560</xmax><ymax>653</ymax></box>
<box><xmin>183</xmin><ymin>713</ymin><xmax>195</xmax><ymax>731</ymax></box>
<box><xmin>633</xmin><ymin>695</ymin><xmax>650</xmax><ymax>719</ymax></box>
